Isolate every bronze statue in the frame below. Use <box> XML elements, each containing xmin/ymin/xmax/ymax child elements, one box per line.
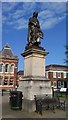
<box><xmin>27</xmin><ymin>12</ymin><xmax>43</xmax><ymax>47</ymax></box>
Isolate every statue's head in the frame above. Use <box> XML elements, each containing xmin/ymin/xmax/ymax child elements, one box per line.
<box><xmin>33</xmin><ymin>12</ymin><xmax>38</xmax><ymax>18</ymax></box>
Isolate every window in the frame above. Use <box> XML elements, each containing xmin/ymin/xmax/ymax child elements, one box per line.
<box><xmin>53</xmin><ymin>72</ymin><xmax>56</xmax><ymax>78</ymax></box>
<box><xmin>63</xmin><ymin>72</ymin><xmax>66</xmax><ymax>78</ymax></box>
<box><xmin>5</xmin><ymin>64</ymin><xmax>8</xmax><ymax>72</ymax></box>
<box><xmin>58</xmin><ymin>72</ymin><xmax>61</xmax><ymax>78</ymax></box>
<box><xmin>9</xmin><ymin>80</ymin><xmax>13</xmax><ymax>85</ymax></box>
<box><xmin>58</xmin><ymin>81</ymin><xmax>61</xmax><ymax>88</ymax></box>
<box><xmin>53</xmin><ymin>81</ymin><xmax>57</xmax><ymax>88</ymax></box>
<box><xmin>10</xmin><ymin>65</ymin><xmax>14</xmax><ymax>73</ymax></box>
<box><xmin>4</xmin><ymin>80</ymin><xmax>8</xmax><ymax>85</ymax></box>
<box><xmin>61</xmin><ymin>81</ymin><xmax>64</xmax><ymax>88</ymax></box>
<box><xmin>0</xmin><ymin>64</ymin><xmax>3</xmax><ymax>72</ymax></box>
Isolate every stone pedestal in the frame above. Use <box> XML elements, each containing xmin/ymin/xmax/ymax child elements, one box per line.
<box><xmin>18</xmin><ymin>47</ymin><xmax>52</xmax><ymax>112</ymax></box>
<box><xmin>22</xmin><ymin>48</ymin><xmax>47</xmax><ymax>77</ymax></box>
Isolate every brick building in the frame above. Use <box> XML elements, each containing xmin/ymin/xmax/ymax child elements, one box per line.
<box><xmin>17</xmin><ymin>70</ymin><xmax>24</xmax><ymax>86</ymax></box>
<box><xmin>17</xmin><ymin>64</ymin><xmax>68</xmax><ymax>89</ymax></box>
<box><xmin>0</xmin><ymin>43</ymin><xmax>18</xmax><ymax>90</ymax></box>
<box><xmin>46</xmin><ymin>64</ymin><xmax>68</xmax><ymax>88</ymax></box>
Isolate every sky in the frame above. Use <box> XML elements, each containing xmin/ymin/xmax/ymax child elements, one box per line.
<box><xmin>1</xmin><ymin>2</ymin><xmax>67</xmax><ymax>71</ymax></box>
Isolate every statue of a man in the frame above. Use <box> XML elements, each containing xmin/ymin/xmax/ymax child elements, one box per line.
<box><xmin>27</xmin><ymin>12</ymin><xmax>43</xmax><ymax>46</ymax></box>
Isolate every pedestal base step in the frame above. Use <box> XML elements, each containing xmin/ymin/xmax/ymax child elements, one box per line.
<box><xmin>22</xmin><ymin>99</ymin><xmax>36</xmax><ymax>112</ymax></box>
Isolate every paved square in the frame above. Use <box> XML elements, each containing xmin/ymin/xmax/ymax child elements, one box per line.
<box><xmin>1</xmin><ymin>92</ymin><xmax>67</xmax><ymax>119</ymax></box>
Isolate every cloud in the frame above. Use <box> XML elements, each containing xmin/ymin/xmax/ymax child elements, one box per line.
<box><xmin>38</xmin><ymin>2</ymin><xmax>66</xmax><ymax>29</ymax></box>
<box><xmin>2</xmin><ymin>2</ymin><xmax>36</xmax><ymax>29</ymax></box>
<box><xmin>40</xmin><ymin>15</ymin><xmax>65</xmax><ymax>29</ymax></box>
<box><xmin>39</xmin><ymin>2</ymin><xmax>66</xmax><ymax>15</ymax></box>
<box><xmin>2</xmin><ymin>2</ymin><xmax>66</xmax><ymax>30</ymax></box>
<box><xmin>13</xmin><ymin>18</ymin><xmax>28</xmax><ymax>29</ymax></box>
<box><xmin>39</xmin><ymin>10</ymin><xmax>55</xmax><ymax>20</ymax></box>
<box><xmin>2</xmin><ymin>2</ymin><xmax>18</xmax><ymax>12</ymax></box>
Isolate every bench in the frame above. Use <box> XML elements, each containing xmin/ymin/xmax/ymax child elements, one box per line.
<box><xmin>34</xmin><ymin>95</ymin><xmax>65</xmax><ymax>115</ymax></box>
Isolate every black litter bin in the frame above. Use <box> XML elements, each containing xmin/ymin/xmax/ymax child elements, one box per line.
<box><xmin>9</xmin><ymin>91</ymin><xmax>23</xmax><ymax>110</ymax></box>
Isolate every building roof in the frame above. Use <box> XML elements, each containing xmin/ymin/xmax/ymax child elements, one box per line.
<box><xmin>46</xmin><ymin>64</ymin><xmax>67</xmax><ymax>67</ymax></box>
<box><xmin>0</xmin><ymin>43</ymin><xmax>13</xmax><ymax>57</ymax></box>
<box><xmin>17</xmin><ymin>70</ymin><xmax>24</xmax><ymax>75</ymax></box>
<box><xmin>0</xmin><ymin>43</ymin><xmax>18</xmax><ymax>61</ymax></box>
<box><xmin>46</xmin><ymin>64</ymin><xmax>68</xmax><ymax>71</ymax></box>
